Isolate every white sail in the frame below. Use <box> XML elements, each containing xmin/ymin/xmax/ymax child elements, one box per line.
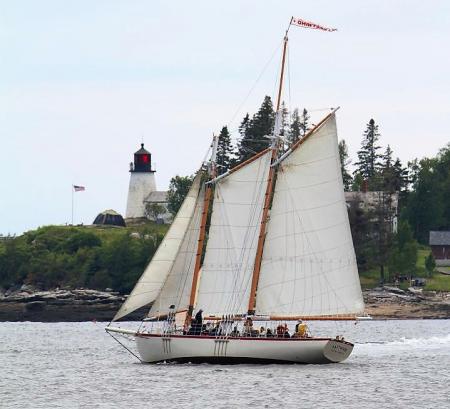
<box><xmin>255</xmin><ymin>114</ymin><xmax>364</xmax><ymax>316</ymax></box>
<box><xmin>148</xmin><ymin>185</ymin><xmax>205</xmax><ymax>316</ymax></box>
<box><xmin>112</xmin><ymin>173</ymin><xmax>203</xmax><ymax>321</ymax></box>
<box><xmin>195</xmin><ymin>151</ymin><xmax>272</xmax><ymax>316</ymax></box>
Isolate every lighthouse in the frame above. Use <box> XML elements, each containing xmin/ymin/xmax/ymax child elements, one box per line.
<box><xmin>125</xmin><ymin>143</ymin><xmax>157</xmax><ymax>219</ymax></box>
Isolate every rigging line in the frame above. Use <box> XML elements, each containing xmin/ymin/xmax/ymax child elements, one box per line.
<box><xmin>107</xmin><ymin>331</ymin><xmax>142</xmax><ymax>363</ymax></box>
<box><xmin>227</xmin><ymin>40</ymin><xmax>283</xmax><ymax>129</ymax></box>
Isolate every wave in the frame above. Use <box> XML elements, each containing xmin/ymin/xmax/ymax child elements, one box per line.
<box><xmin>356</xmin><ymin>333</ymin><xmax>450</xmax><ymax>351</ymax></box>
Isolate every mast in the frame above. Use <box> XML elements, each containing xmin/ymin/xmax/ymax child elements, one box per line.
<box><xmin>247</xmin><ymin>27</ymin><xmax>290</xmax><ymax>315</ymax></box>
<box><xmin>185</xmin><ymin>134</ymin><xmax>219</xmax><ymax>323</ymax></box>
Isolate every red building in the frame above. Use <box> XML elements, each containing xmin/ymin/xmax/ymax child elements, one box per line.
<box><xmin>429</xmin><ymin>231</ymin><xmax>450</xmax><ymax>266</ymax></box>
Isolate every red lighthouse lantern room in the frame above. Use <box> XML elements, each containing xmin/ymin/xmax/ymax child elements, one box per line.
<box><xmin>131</xmin><ymin>143</ymin><xmax>154</xmax><ymax>172</ymax></box>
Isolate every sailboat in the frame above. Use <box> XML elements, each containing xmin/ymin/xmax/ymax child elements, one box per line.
<box><xmin>106</xmin><ymin>18</ymin><xmax>367</xmax><ymax>364</ymax></box>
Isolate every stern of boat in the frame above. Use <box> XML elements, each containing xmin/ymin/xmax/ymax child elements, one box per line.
<box><xmin>323</xmin><ymin>339</ymin><xmax>354</xmax><ymax>363</ymax></box>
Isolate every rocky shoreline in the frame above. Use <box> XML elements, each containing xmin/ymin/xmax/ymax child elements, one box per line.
<box><xmin>364</xmin><ymin>286</ymin><xmax>450</xmax><ymax>319</ymax></box>
<box><xmin>1</xmin><ymin>286</ymin><xmax>449</xmax><ymax>322</ymax></box>
<box><xmin>0</xmin><ymin>287</ymin><xmax>146</xmax><ymax>322</ymax></box>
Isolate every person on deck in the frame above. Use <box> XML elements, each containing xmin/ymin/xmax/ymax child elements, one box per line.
<box><xmin>294</xmin><ymin>319</ymin><xmax>309</xmax><ymax>338</ymax></box>
<box><xmin>284</xmin><ymin>324</ymin><xmax>291</xmax><ymax>338</ymax></box>
<box><xmin>276</xmin><ymin>324</ymin><xmax>285</xmax><ymax>337</ymax></box>
<box><xmin>188</xmin><ymin>309</ymin><xmax>203</xmax><ymax>335</ymax></box>
<box><xmin>195</xmin><ymin>309</ymin><xmax>203</xmax><ymax>325</ymax></box>
<box><xmin>243</xmin><ymin>317</ymin><xmax>253</xmax><ymax>336</ymax></box>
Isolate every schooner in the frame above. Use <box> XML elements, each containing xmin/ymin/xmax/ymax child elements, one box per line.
<box><xmin>106</xmin><ymin>17</ymin><xmax>366</xmax><ymax>364</ymax></box>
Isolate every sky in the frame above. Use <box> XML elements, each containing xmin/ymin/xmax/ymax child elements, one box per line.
<box><xmin>1</xmin><ymin>0</ymin><xmax>449</xmax><ymax>235</ymax></box>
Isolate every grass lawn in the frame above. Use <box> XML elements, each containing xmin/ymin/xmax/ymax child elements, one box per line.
<box><xmin>425</xmin><ymin>273</ymin><xmax>450</xmax><ymax>291</ymax></box>
<box><xmin>359</xmin><ymin>269</ymin><xmax>381</xmax><ymax>289</ymax></box>
<box><xmin>359</xmin><ymin>245</ymin><xmax>450</xmax><ymax>291</ymax></box>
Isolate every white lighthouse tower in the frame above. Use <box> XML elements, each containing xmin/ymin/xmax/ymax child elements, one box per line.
<box><xmin>125</xmin><ymin>143</ymin><xmax>157</xmax><ymax>219</ymax></box>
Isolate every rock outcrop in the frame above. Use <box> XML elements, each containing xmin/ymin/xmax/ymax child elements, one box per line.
<box><xmin>364</xmin><ymin>286</ymin><xmax>450</xmax><ymax>319</ymax></box>
<box><xmin>0</xmin><ymin>287</ymin><xmax>147</xmax><ymax>322</ymax></box>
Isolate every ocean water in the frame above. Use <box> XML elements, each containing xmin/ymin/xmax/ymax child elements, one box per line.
<box><xmin>1</xmin><ymin>320</ymin><xmax>449</xmax><ymax>409</ymax></box>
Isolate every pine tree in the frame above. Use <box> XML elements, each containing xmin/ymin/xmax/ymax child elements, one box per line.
<box><xmin>237</xmin><ymin>96</ymin><xmax>275</xmax><ymax>162</ymax></box>
<box><xmin>354</xmin><ymin>118</ymin><xmax>382</xmax><ymax>189</ymax></box>
<box><xmin>381</xmin><ymin>145</ymin><xmax>396</xmax><ymax>192</ymax></box>
<box><xmin>287</xmin><ymin>108</ymin><xmax>309</xmax><ymax>146</ymax></box>
<box><xmin>238</xmin><ymin>113</ymin><xmax>250</xmax><ymax>140</ymax></box>
<box><xmin>279</xmin><ymin>101</ymin><xmax>288</xmax><ymax>137</ymax></box>
<box><xmin>299</xmin><ymin>108</ymin><xmax>310</xmax><ymax>138</ymax></box>
<box><xmin>287</xmin><ymin>108</ymin><xmax>301</xmax><ymax>145</ymax></box>
<box><xmin>338</xmin><ymin>139</ymin><xmax>352</xmax><ymax>191</ymax></box>
<box><xmin>216</xmin><ymin>126</ymin><xmax>234</xmax><ymax>175</ymax></box>
<box><xmin>392</xmin><ymin>158</ymin><xmax>408</xmax><ymax>192</ymax></box>
<box><xmin>382</xmin><ymin>145</ymin><xmax>393</xmax><ymax>169</ymax></box>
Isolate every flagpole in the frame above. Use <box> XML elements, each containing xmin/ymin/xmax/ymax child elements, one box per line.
<box><xmin>71</xmin><ymin>184</ymin><xmax>74</xmax><ymax>225</ymax></box>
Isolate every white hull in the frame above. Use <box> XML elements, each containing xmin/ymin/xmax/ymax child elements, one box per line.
<box><xmin>133</xmin><ymin>333</ymin><xmax>353</xmax><ymax>364</ymax></box>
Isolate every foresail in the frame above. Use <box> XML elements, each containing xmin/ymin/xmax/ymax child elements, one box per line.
<box><xmin>148</xmin><ymin>184</ymin><xmax>205</xmax><ymax>316</ymax></box>
<box><xmin>112</xmin><ymin>173</ymin><xmax>202</xmax><ymax>321</ymax></box>
<box><xmin>255</xmin><ymin>114</ymin><xmax>364</xmax><ymax>317</ymax></box>
<box><xmin>195</xmin><ymin>151</ymin><xmax>272</xmax><ymax>316</ymax></box>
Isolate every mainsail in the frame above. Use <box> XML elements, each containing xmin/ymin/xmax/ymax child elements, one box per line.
<box><xmin>112</xmin><ymin>172</ymin><xmax>203</xmax><ymax>321</ymax></box>
<box><xmin>255</xmin><ymin>114</ymin><xmax>364</xmax><ymax>317</ymax></box>
<box><xmin>194</xmin><ymin>150</ymin><xmax>272</xmax><ymax>315</ymax></box>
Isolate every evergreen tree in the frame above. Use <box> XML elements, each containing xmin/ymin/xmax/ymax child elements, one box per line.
<box><xmin>279</xmin><ymin>101</ymin><xmax>289</xmax><ymax>138</ymax></box>
<box><xmin>287</xmin><ymin>108</ymin><xmax>301</xmax><ymax>145</ymax></box>
<box><xmin>216</xmin><ymin>126</ymin><xmax>234</xmax><ymax>175</ymax></box>
<box><xmin>237</xmin><ymin>96</ymin><xmax>275</xmax><ymax>162</ymax></box>
<box><xmin>381</xmin><ymin>145</ymin><xmax>396</xmax><ymax>192</ymax></box>
<box><xmin>354</xmin><ymin>118</ymin><xmax>382</xmax><ymax>189</ymax></box>
<box><xmin>351</xmin><ymin>172</ymin><xmax>364</xmax><ymax>192</ymax></box>
<box><xmin>392</xmin><ymin>158</ymin><xmax>408</xmax><ymax>192</ymax></box>
<box><xmin>382</xmin><ymin>145</ymin><xmax>393</xmax><ymax>169</ymax></box>
<box><xmin>238</xmin><ymin>113</ymin><xmax>250</xmax><ymax>140</ymax></box>
<box><xmin>299</xmin><ymin>108</ymin><xmax>310</xmax><ymax>138</ymax></box>
<box><xmin>338</xmin><ymin>139</ymin><xmax>352</xmax><ymax>191</ymax></box>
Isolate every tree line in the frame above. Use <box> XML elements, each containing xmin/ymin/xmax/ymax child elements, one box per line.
<box><xmin>0</xmin><ymin>225</ymin><xmax>166</xmax><ymax>293</ymax></box>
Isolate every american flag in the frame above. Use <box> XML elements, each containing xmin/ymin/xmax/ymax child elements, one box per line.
<box><xmin>73</xmin><ymin>185</ymin><xmax>85</xmax><ymax>192</ymax></box>
<box><xmin>291</xmin><ymin>17</ymin><xmax>337</xmax><ymax>32</ymax></box>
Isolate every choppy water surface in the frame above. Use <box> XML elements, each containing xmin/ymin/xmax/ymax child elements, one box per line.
<box><xmin>1</xmin><ymin>320</ymin><xmax>449</xmax><ymax>408</ymax></box>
